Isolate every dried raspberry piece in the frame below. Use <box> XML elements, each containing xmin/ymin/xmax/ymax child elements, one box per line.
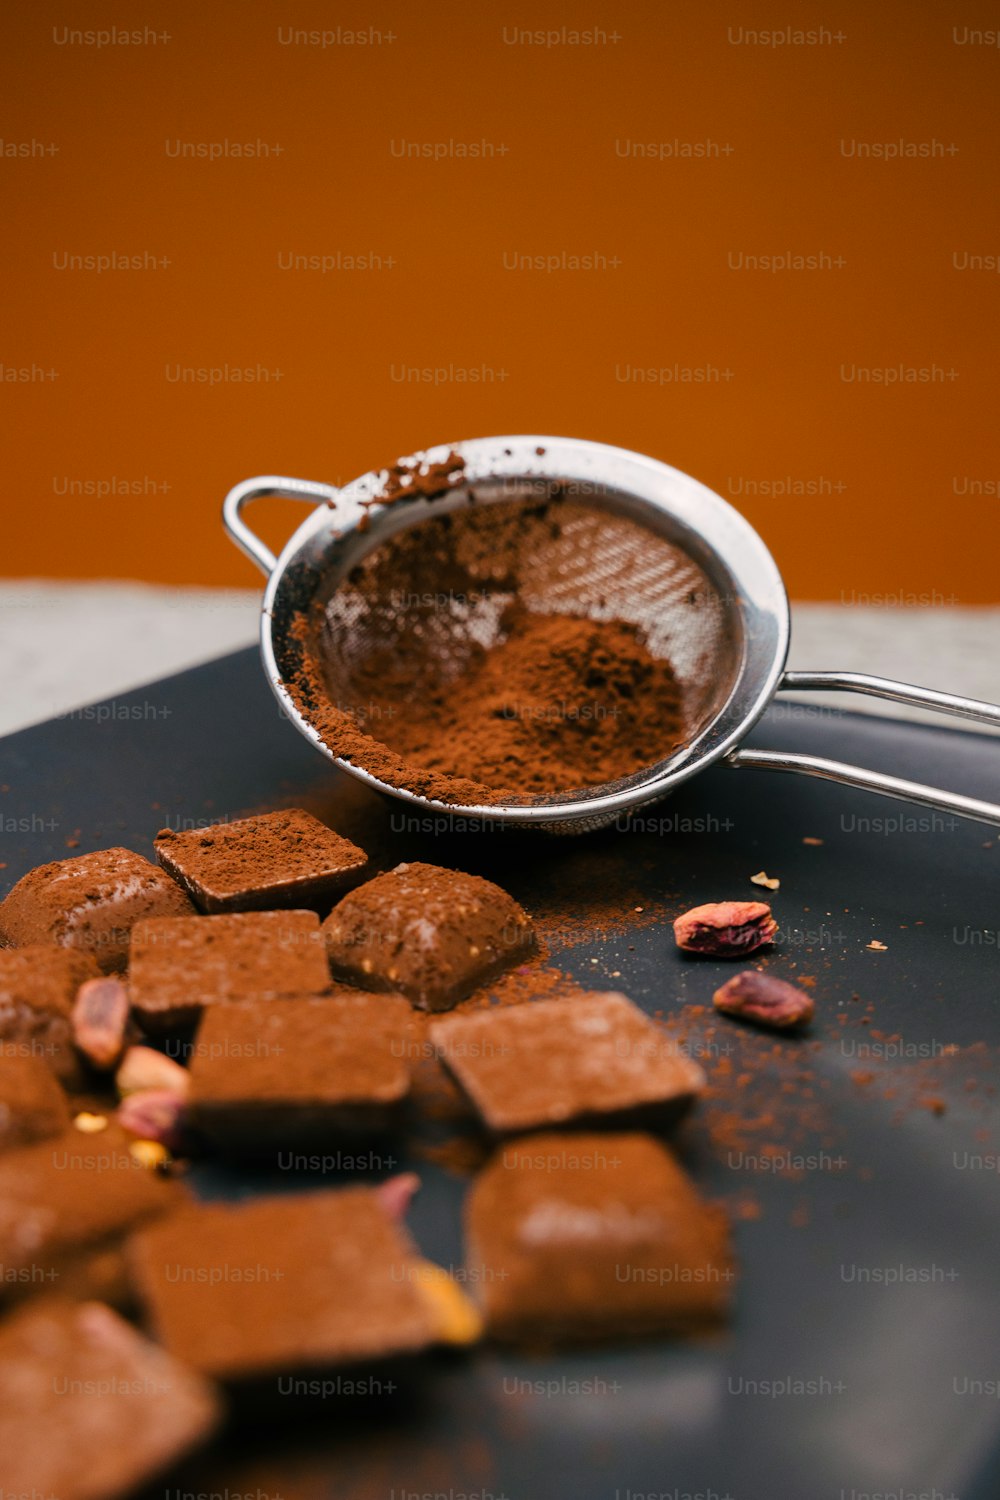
<box><xmin>713</xmin><ymin>970</ymin><xmax>814</xmax><ymax>1030</ymax></box>
<box><xmin>673</xmin><ymin>901</ymin><xmax>777</xmax><ymax>957</ymax></box>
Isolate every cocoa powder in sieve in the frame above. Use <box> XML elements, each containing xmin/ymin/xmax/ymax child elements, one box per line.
<box><xmin>287</xmin><ymin>604</ymin><xmax>686</xmax><ymax>806</ymax></box>
<box><xmin>282</xmin><ymin>491</ymin><xmax>696</xmax><ymax>806</ymax></box>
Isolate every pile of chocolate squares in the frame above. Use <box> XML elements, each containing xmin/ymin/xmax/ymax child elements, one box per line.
<box><xmin>0</xmin><ymin>808</ymin><xmax>732</xmax><ymax>1497</ymax></box>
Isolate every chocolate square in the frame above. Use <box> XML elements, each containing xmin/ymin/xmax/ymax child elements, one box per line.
<box><xmin>323</xmin><ymin>861</ymin><xmax>536</xmax><ymax>1012</ymax></box>
<box><xmin>128</xmin><ymin>909</ymin><xmax>331</xmax><ymax>1034</ymax></box>
<box><xmin>0</xmin><ymin>1124</ymin><xmax>183</xmax><ymax>1292</ymax></box>
<box><xmin>0</xmin><ymin>1054</ymin><xmax>71</xmax><ymax>1153</ymax></box>
<box><xmin>154</xmin><ymin>808</ymin><xmax>368</xmax><ymax>913</ymax></box>
<box><xmin>431</xmin><ymin>991</ymin><xmax>704</xmax><ymax>1134</ymax></box>
<box><xmin>467</xmin><ymin>1132</ymin><xmax>733</xmax><ymax>1343</ymax></box>
<box><xmin>0</xmin><ymin>847</ymin><xmax>196</xmax><ymax>972</ymax></box>
<box><xmin>0</xmin><ymin>944</ymin><xmax>100</xmax><ymax>1086</ymax></box>
<box><xmin>0</xmin><ymin>1297</ymin><xmax>220</xmax><ymax>1500</ymax></box>
<box><xmin>189</xmin><ymin>992</ymin><xmax>412</xmax><ymax>1150</ymax></box>
<box><xmin>130</xmin><ymin>1188</ymin><xmax>439</xmax><ymax>1384</ymax></box>
<box><xmin>41</xmin><ymin>1241</ymin><xmax>137</xmax><ymax>1314</ymax></box>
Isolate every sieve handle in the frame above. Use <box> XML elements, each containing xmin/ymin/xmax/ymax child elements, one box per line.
<box><xmin>222</xmin><ymin>475</ymin><xmax>339</xmax><ymax>576</ymax></box>
<box><xmin>727</xmin><ymin>670</ymin><xmax>1000</xmax><ymax>828</ymax></box>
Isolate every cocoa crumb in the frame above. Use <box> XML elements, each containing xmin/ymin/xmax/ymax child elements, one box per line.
<box><xmin>727</xmin><ymin>1194</ymin><xmax>763</xmax><ymax>1222</ymax></box>
<box><xmin>371</xmin><ymin>449</ymin><xmax>467</xmax><ymax>506</ymax></box>
<box><xmin>411</xmin><ymin>1136</ymin><xmax>490</xmax><ymax>1178</ymax></box>
<box><xmin>919</xmin><ymin>1096</ymin><xmax>947</xmax><ymax>1116</ymax></box>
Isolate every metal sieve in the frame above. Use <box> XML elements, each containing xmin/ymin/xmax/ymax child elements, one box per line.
<box><xmin>223</xmin><ymin>435</ymin><xmax>1000</xmax><ymax>833</ymax></box>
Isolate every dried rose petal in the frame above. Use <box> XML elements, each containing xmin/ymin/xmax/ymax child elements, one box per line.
<box><xmin>713</xmin><ymin>970</ymin><xmax>814</xmax><ymax>1030</ymax></box>
<box><xmin>116</xmin><ymin>1045</ymin><xmax>190</xmax><ymax>1099</ymax></box>
<box><xmin>117</xmin><ymin>1089</ymin><xmax>187</xmax><ymax>1151</ymax></box>
<box><xmin>72</xmin><ymin>976</ymin><xmax>130</xmax><ymax>1070</ymax></box>
<box><xmin>673</xmin><ymin>901</ymin><xmax>777</xmax><ymax>957</ymax></box>
<box><xmin>375</xmin><ymin>1172</ymin><xmax>421</xmax><ymax>1222</ymax></box>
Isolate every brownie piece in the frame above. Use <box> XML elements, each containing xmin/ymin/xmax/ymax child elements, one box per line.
<box><xmin>189</xmin><ymin>992</ymin><xmax>412</xmax><ymax>1150</ymax></box>
<box><xmin>431</xmin><ymin>991</ymin><xmax>704</xmax><ymax>1134</ymax></box>
<box><xmin>130</xmin><ymin>1188</ymin><xmax>439</xmax><ymax>1383</ymax></box>
<box><xmin>467</xmin><ymin>1131</ymin><xmax>733</xmax><ymax>1344</ymax></box>
<box><xmin>0</xmin><ymin>944</ymin><xmax>100</xmax><ymax>1086</ymax></box>
<box><xmin>0</xmin><ymin>847</ymin><xmax>195</xmax><ymax>973</ymax></box>
<box><xmin>0</xmin><ymin>1124</ymin><xmax>183</xmax><ymax>1292</ymax></box>
<box><xmin>128</xmin><ymin>909</ymin><xmax>331</xmax><ymax>1034</ymax></box>
<box><xmin>154</xmin><ymin>808</ymin><xmax>369</xmax><ymax>913</ymax></box>
<box><xmin>323</xmin><ymin>861</ymin><xmax>536</xmax><ymax>1011</ymax></box>
<box><xmin>0</xmin><ymin>1053</ymin><xmax>71</xmax><ymax>1152</ymax></box>
<box><xmin>0</xmin><ymin>1297</ymin><xmax>220</xmax><ymax>1500</ymax></box>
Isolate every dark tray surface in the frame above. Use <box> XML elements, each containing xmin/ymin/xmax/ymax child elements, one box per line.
<box><xmin>2</xmin><ymin>648</ymin><xmax>999</xmax><ymax>1500</ymax></box>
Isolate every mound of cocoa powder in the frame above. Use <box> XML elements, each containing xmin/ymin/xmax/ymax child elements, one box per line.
<box><xmin>288</xmin><ymin>604</ymin><xmax>686</xmax><ymax>806</ymax></box>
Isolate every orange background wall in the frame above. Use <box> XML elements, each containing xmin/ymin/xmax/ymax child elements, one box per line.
<box><xmin>2</xmin><ymin>0</ymin><xmax>998</xmax><ymax>600</ymax></box>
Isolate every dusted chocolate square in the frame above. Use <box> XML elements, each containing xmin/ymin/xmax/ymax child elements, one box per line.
<box><xmin>130</xmin><ymin>1188</ymin><xmax>439</xmax><ymax>1383</ymax></box>
<box><xmin>129</xmin><ymin>909</ymin><xmax>331</xmax><ymax>1033</ymax></box>
<box><xmin>0</xmin><ymin>1297</ymin><xmax>220</xmax><ymax>1500</ymax></box>
<box><xmin>0</xmin><ymin>1123</ymin><xmax>183</xmax><ymax>1292</ymax></box>
<box><xmin>189</xmin><ymin>992</ymin><xmax>412</xmax><ymax>1149</ymax></box>
<box><xmin>0</xmin><ymin>945</ymin><xmax>100</xmax><ymax>1086</ymax></box>
<box><xmin>0</xmin><ymin>847</ymin><xmax>196</xmax><ymax>973</ymax></box>
<box><xmin>40</xmin><ymin>1241</ymin><xmax>137</xmax><ymax>1314</ymax></box>
<box><xmin>0</xmin><ymin>1054</ymin><xmax>71</xmax><ymax>1153</ymax></box>
<box><xmin>431</xmin><ymin>991</ymin><xmax>704</xmax><ymax>1134</ymax></box>
<box><xmin>154</xmin><ymin>808</ymin><xmax>368</xmax><ymax>913</ymax></box>
<box><xmin>467</xmin><ymin>1132</ymin><xmax>733</xmax><ymax>1343</ymax></box>
<box><xmin>323</xmin><ymin>862</ymin><xmax>536</xmax><ymax>1012</ymax></box>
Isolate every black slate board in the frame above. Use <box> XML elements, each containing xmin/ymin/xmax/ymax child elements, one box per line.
<box><xmin>2</xmin><ymin>648</ymin><xmax>1000</xmax><ymax>1500</ymax></box>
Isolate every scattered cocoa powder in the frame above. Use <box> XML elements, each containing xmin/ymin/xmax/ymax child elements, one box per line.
<box><xmin>370</xmin><ymin>449</ymin><xmax>467</xmax><ymax>507</ymax></box>
<box><xmin>727</xmin><ymin>1193</ymin><xmax>764</xmax><ymax>1222</ymax></box>
<box><xmin>411</xmin><ymin>1137</ymin><xmax>490</xmax><ymax>1178</ymax></box>
<box><xmin>352</xmin><ymin>450</ymin><xmax>466</xmax><ymax>531</ymax></box>
<box><xmin>919</xmin><ymin>1096</ymin><xmax>947</xmax><ymax>1116</ymax></box>
<box><xmin>515</xmin><ymin>846</ymin><xmax>673</xmax><ymax>951</ymax></box>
